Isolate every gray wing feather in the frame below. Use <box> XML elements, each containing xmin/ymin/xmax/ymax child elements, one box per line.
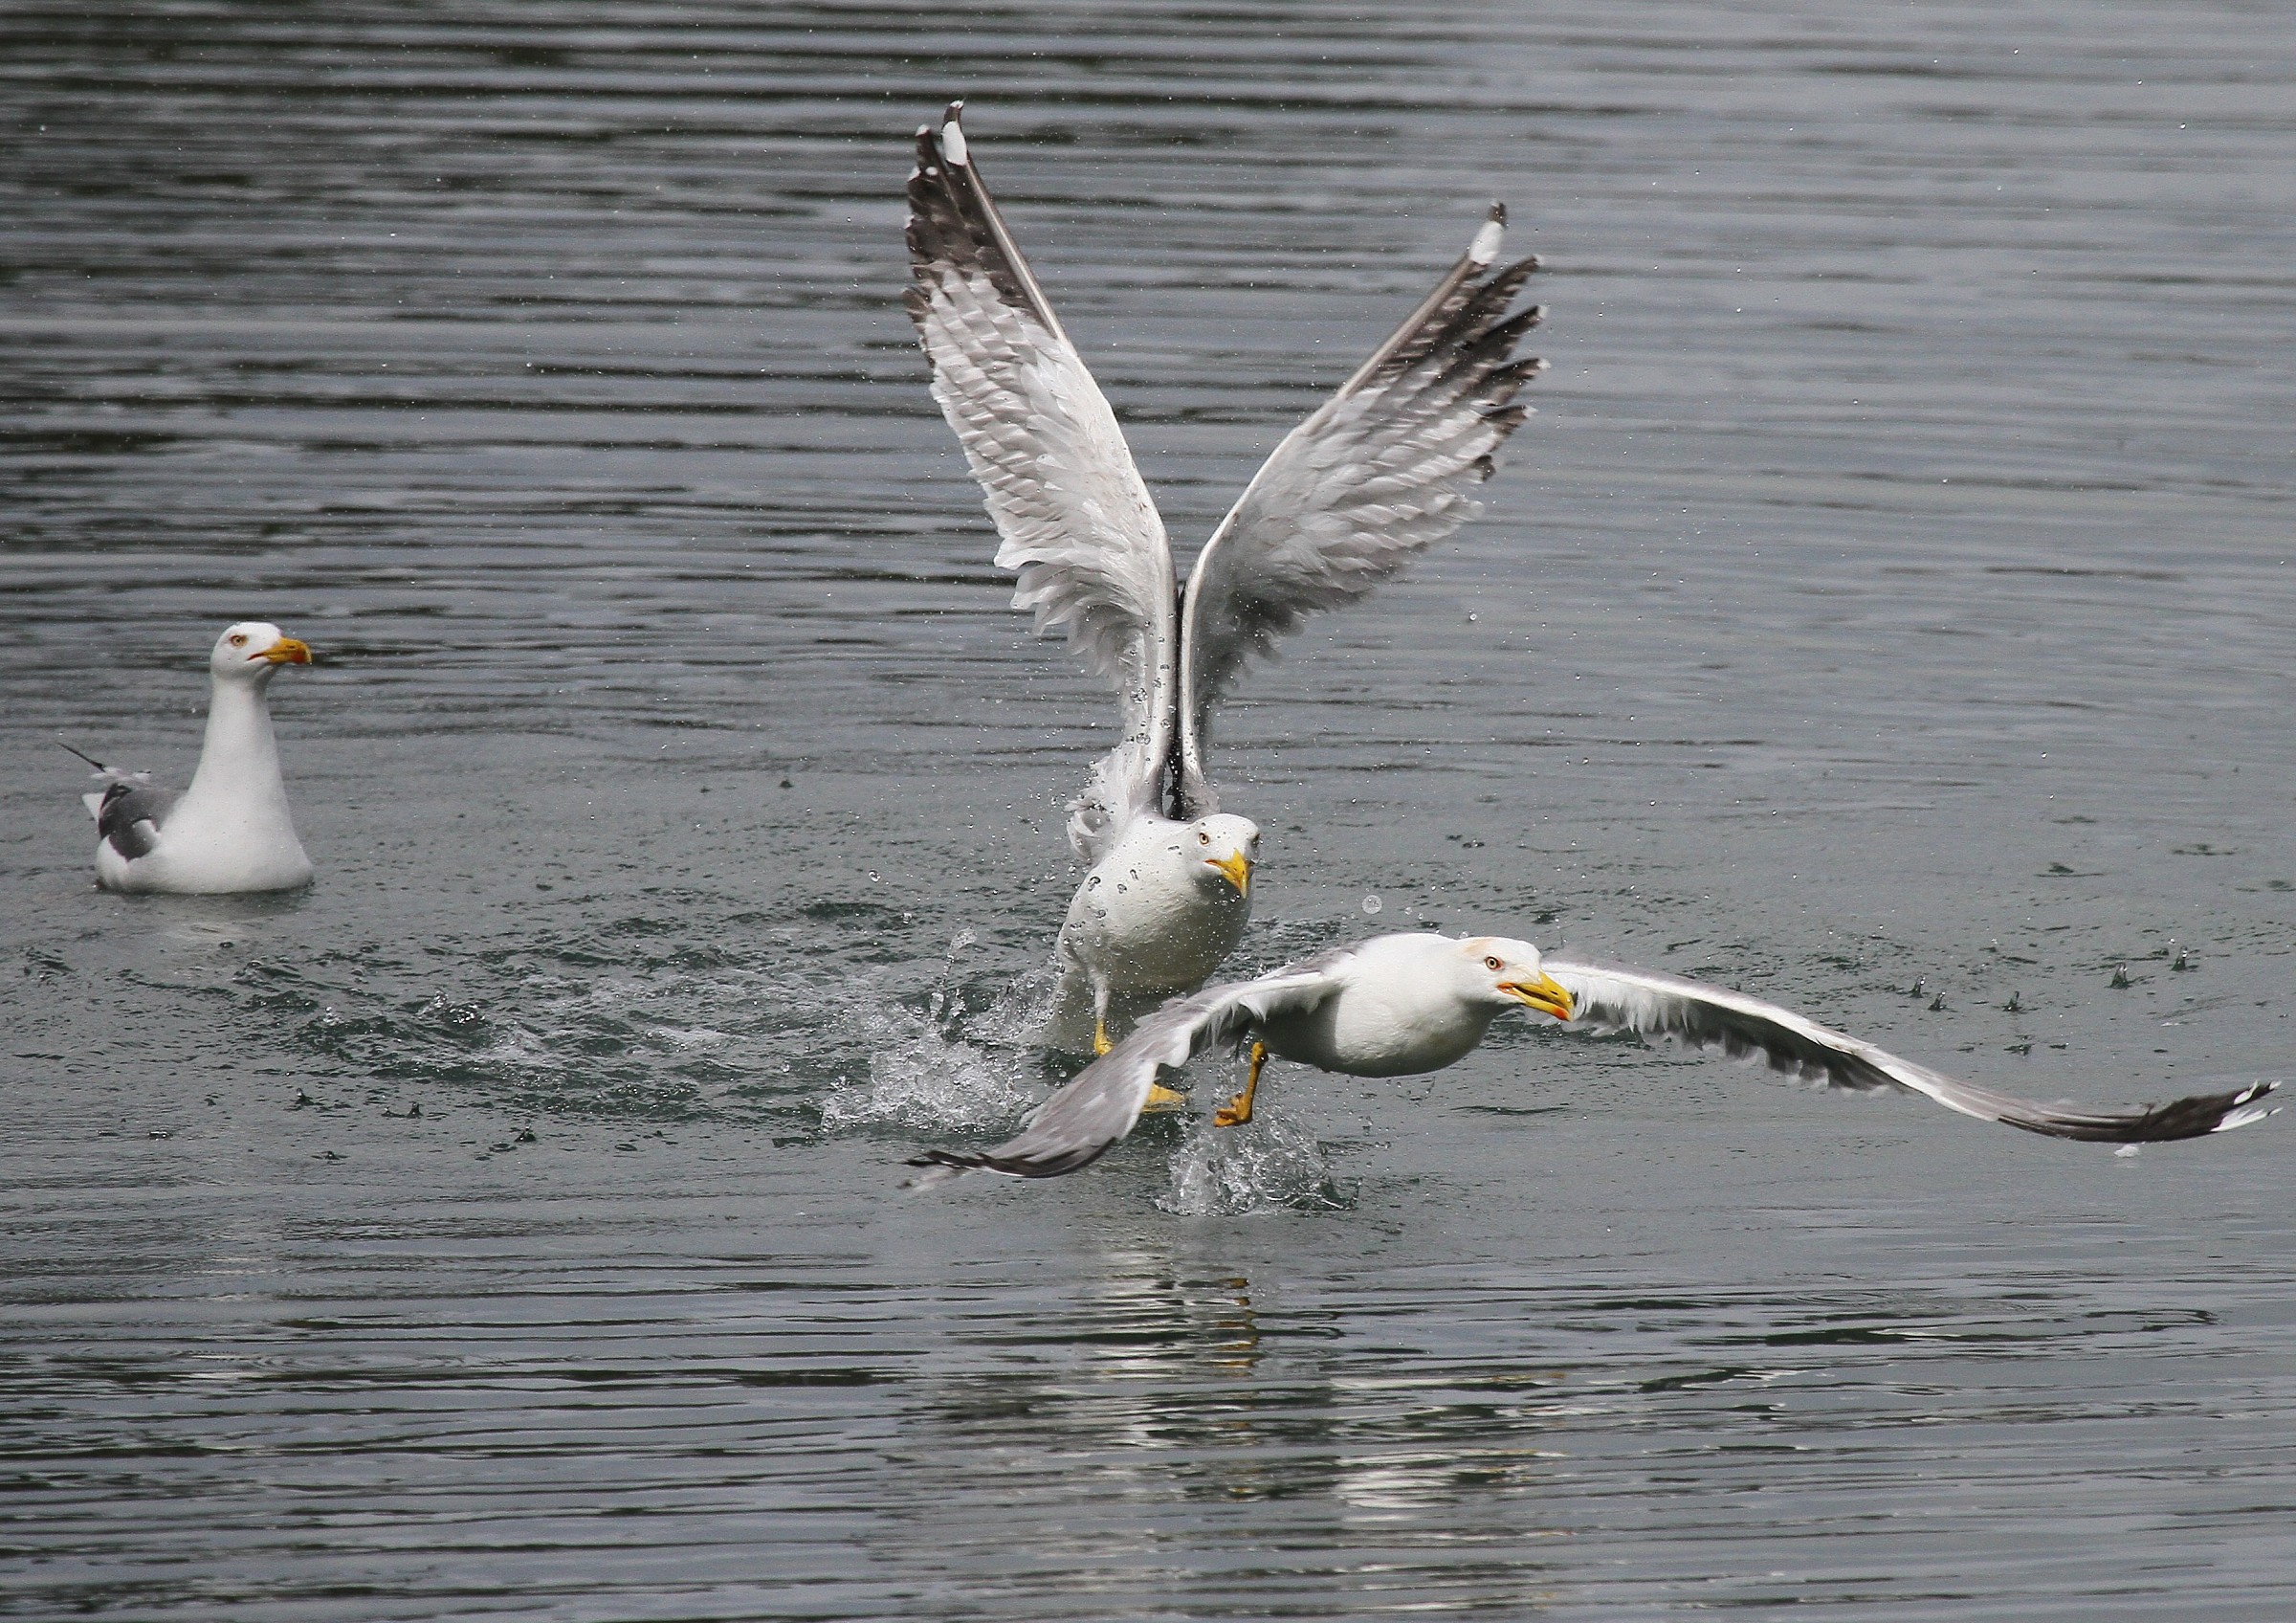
<box><xmin>905</xmin><ymin>103</ymin><xmax>1178</xmax><ymax>858</ymax></box>
<box><xmin>906</xmin><ymin>959</ymin><xmax>1346</xmax><ymax>1185</ymax></box>
<box><xmin>1175</xmin><ymin>205</ymin><xmax>1544</xmax><ymax>805</ymax></box>
<box><xmin>1546</xmin><ymin>956</ymin><xmax>2279</xmax><ymax>1145</ymax></box>
<box><xmin>95</xmin><ymin>782</ymin><xmax>179</xmax><ymax>860</ymax></box>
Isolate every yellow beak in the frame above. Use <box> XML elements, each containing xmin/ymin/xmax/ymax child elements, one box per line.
<box><xmin>1501</xmin><ymin>972</ymin><xmax>1575</xmax><ymax>1022</ymax></box>
<box><xmin>261</xmin><ymin>636</ymin><xmax>313</xmax><ymax>666</ymax></box>
<box><xmin>1206</xmin><ymin>851</ymin><xmax>1251</xmax><ymax>897</ymax></box>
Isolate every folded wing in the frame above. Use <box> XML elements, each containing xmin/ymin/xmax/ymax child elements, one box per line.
<box><xmin>906</xmin><ymin>958</ymin><xmax>1347</xmax><ymax>1185</ymax></box>
<box><xmin>1547</xmin><ymin>956</ymin><xmax>2279</xmax><ymax>1144</ymax></box>
<box><xmin>93</xmin><ymin>780</ymin><xmax>179</xmax><ymax>861</ymax></box>
<box><xmin>1175</xmin><ymin>206</ymin><xmax>1545</xmax><ymax>808</ymax></box>
<box><xmin>906</xmin><ymin>101</ymin><xmax>1178</xmax><ymax>857</ymax></box>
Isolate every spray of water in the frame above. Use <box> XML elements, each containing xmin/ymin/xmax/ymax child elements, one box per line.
<box><xmin>1159</xmin><ymin>1101</ymin><xmax>1349</xmax><ymax>1215</ymax></box>
<box><xmin>817</xmin><ymin>929</ymin><xmax>1052</xmax><ymax>1134</ymax></box>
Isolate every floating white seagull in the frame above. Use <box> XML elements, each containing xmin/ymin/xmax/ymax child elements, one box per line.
<box><xmin>905</xmin><ymin>102</ymin><xmax>1546</xmax><ymax>1055</ymax></box>
<box><xmin>907</xmin><ymin>932</ymin><xmax>2279</xmax><ymax>1184</ymax></box>
<box><xmin>69</xmin><ymin>621</ymin><xmax>317</xmax><ymax>895</ymax></box>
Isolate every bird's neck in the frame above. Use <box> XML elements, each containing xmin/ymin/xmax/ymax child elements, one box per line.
<box><xmin>184</xmin><ymin>676</ymin><xmax>285</xmax><ymax>808</ymax></box>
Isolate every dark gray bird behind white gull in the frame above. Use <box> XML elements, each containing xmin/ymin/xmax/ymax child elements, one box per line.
<box><xmin>905</xmin><ymin>101</ymin><xmax>1547</xmax><ymax>1055</ymax></box>
<box><xmin>71</xmin><ymin>621</ymin><xmax>317</xmax><ymax>895</ymax></box>
<box><xmin>907</xmin><ymin>932</ymin><xmax>2278</xmax><ymax>1186</ymax></box>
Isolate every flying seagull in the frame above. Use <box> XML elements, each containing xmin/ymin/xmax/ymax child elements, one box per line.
<box><xmin>907</xmin><ymin>932</ymin><xmax>2278</xmax><ymax>1184</ymax></box>
<box><xmin>68</xmin><ymin>621</ymin><xmax>317</xmax><ymax>894</ymax></box>
<box><xmin>905</xmin><ymin>101</ymin><xmax>1546</xmax><ymax>1055</ymax></box>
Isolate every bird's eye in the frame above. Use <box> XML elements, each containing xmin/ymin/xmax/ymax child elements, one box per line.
<box><xmin>228</xmin><ymin>634</ymin><xmax>247</xmax><ymax>647</ymax></box>
<box><xmin>1197</xmin><ymin>831</ymin><xmax>1211</xmax><ymax>845</ymax></box>
<box><xmin>1485</xmin><ymin>955</ymin><xmax>1503</xmax><ymax>971</ymax></box>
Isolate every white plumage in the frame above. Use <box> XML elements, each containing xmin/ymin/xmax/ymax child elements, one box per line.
<box><xmin>904</xmin><ymin>102</ymin><xmax>1548</xmax><ymax>1051</ymax></box>
<box><xmin>77</xmin><ymin>621</ymin><xmax>317</xmax><ymax>895</ymax></box>
<box><xmin>908</xmin><ymin>932</ymin><xmax>2279</xmax><ymax>1185</ymax></box>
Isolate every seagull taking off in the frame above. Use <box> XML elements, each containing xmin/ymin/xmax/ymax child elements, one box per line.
<box><xmin>907</xmin><ymin>932</ymin><xmax>2279</xmax><ymax>1185</ymax></box>
<box><xmin>69</xmin><ymin>621</ymin><xmax>317</xmax><ymax>895</ymax></box>
<box><xmin>905</xmin><ymin>102</ymin><xmax>1546</xmax><ymax>1055</ymax></box>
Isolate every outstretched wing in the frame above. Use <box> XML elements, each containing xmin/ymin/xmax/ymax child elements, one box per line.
<box><xmin>1546</xmin><ymin>957</ymin><xmax>2280</xmax><ymax>1145</ymax></box>
<box><xmin>906</xmin><ymin>957</ymin><xmax>1348</xmax><ymax>1185</ymax></box>
<box><xmin>905</xmin><ymin>101</ymin><xmax>1178</xmax><ymax>858</ymax></box>
<box><xmin>1174</xmin><ymin>205</ymin><xmax>1545</xmax><ymax>807</ymax></box>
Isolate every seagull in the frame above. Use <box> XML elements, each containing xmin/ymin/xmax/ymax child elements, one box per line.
<box><xmin>68</xmin><ymin>621</ymin><xmax>317</xmax><ymax>895</ymax></box>
<box><xmin>905</xmin><ymin>102</ymin><xmax>1546</xmax><ymax>1055</ymax></box>
<box><xmin>906</xmin><ymin>932</ymin><xmax>2279</xmax><ymax>1185</ymax></box>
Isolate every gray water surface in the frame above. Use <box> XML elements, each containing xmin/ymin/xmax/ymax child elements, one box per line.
<box><xmin>4</xmin><ymin>3</ymin><xmax>2294</xmax><ymax>1617</ymax></box>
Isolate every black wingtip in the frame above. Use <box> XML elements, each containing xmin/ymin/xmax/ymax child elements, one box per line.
<box><xmin>906</xmin><ymin>1149</ymin><xmax>980</xmax><ymax>1171</ymax></box>
<box><xmin>2090</xmin><ymin>1076</ymin><xmax>2282</xmax><ymax>1143</ymax></box>
<box><xmin>2223</xmin><ymin>1078</ymin><xmax>2281</xmax><ymax>1122</ymax></box>
<box><xmin>902</xmin><ymin>1141</ymin><xmax>1114</xmax><ymax>1181</ymax></box>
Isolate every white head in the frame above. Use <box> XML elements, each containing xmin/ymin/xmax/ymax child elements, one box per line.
<box><xmin>1453</xmin><ymin>935</ymin><xmax>1575</xmax><ymax>1021</ymax></box>
<box><xmin>209</xmin><ymin>621</ymin><xmax>313</xmax><ymax>682</ymax></box>
<box><xmin>1181</xmin><ymin>812</ymin><xmax>1260</xmax><ymax>898</ymax></box>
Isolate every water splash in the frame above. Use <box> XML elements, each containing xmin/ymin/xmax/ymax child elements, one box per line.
<box><xmin>215</xmin><ymin>901</ymin><xmax>1062</xmax><ymax>1132</ymax></box>
<box><xmin>816</xmin><ymin>931</ymin><xmax>1050</xmax><ymax>1134</ymax></box>
<box><xmin>821</xmin><ymin>1027</ymin><xmax>1037</xmax><ymax>1134</ymax></box>
<box><xmin>1159</xmin><ymin>1102</ymin><xmax>1349</xmax><ymax>1216</ymax></box>
<box><xmin>264</xmin><ymin>954</ymin><xmax>782</xmax><ymax>1121</ymax></box>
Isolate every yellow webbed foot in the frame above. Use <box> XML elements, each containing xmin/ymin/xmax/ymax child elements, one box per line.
<box><xmin>1093</xmin><ymin>1016</ymin><xmax>1113</xmax><ymax>1057</ymax></box>
<box><xmin>1141</xmin><ymin>1082</ymin><xmax>1188</xmax><ymax>1115</ymax></box>
<box><xmin>1213</xmin><ymin>1041</ymin><xmax>1269</xmax><ymax>1128</ymax></box>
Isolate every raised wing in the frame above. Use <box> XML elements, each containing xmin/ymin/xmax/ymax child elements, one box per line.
<box><xmin>1547</xmin><ymin>957</ymin><xmax>2279</xmax><ymax>1145</ymax></box>
<box><xmin>906</xmin><ymin>959</ymin><xmax>1346</xmax><ymax>1186</ymax></box>
<box><xmin>906</xmin><ymin>101</ymin><xmax>1178</xmax><ymax>857</ymax></box>
<box><xmin>1175</xmin><ymin>205</ymin><xmax>1545</xmax><ymax>807</ymax></box>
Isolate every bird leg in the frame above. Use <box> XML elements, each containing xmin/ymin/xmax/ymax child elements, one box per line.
<box><xmin>1214</xmin><ymin>1042</ymin><xmax>1268</xmax><ymax>1128</ymax></box>
<box><xmin>1093</xmin><ymin>982</ymin><xmax>1184</xmax><ymax>1111</ymax></box>
<box><xmin>1092</xmin><ymin>983</ymin><xmax>1115</xmax><ymax>1056</ymax></box>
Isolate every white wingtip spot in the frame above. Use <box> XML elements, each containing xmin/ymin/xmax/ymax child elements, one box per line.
<box><xmin>2204</xmin><ymin>1079</ymin><xmax>2279</xmax><ymax>1133</ymax></box>
<box><xmin>1468</xmin><ymin>217</ymin><xmax>1504</xmax><ymax>265</ymax></box>
<box><xmin>942</xmin><ymin>121</ymin><xmax>969</xmax><ymax>166</ymax></box>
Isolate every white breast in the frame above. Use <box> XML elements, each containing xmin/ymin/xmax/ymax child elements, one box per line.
<box><xmin>1056</xmin><ymin>816</ymin><xmax>1249</xmax><ymax>994</ymax></box>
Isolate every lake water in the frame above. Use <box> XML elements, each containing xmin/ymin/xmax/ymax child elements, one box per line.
<box><xmin>3</xmin><ymin>3</ymin><xmax>2293</xmax><ymax>1617</ymax></box>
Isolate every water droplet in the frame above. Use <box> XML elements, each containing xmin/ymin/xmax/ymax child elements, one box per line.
<box><xmin>1361</xmin><ymin>895</ymin><xmax>1382</xmax><ymax>915</ymax></box>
